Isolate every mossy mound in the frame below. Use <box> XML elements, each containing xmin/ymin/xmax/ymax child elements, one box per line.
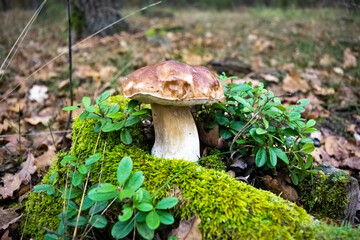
<box><xmin>22</xmin><ymin>95</ymin><xmax>360</xmax><ymax>239</ymax></box>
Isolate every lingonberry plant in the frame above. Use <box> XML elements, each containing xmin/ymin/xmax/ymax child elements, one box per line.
<box><xmin>34</xmin><ymin>91</ymin><xmax>178</xmax><ymax>240</ymax></box>
<box><xmin>196</xmin><ymin>73</ymin><xmax>317</xmax><ymax>185</ymax></box>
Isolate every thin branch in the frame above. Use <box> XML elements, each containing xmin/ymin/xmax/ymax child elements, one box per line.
<box><xmin>62</xmin><ymin>0</ymin><xmax>74</xmax><ymax>148</ymax></box>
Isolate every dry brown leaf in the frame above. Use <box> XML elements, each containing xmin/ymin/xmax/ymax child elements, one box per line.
<box><xmin>324</xmin><ymin>136</ymin><xmax>349</xmax><ymax>161</ymax></box>
<box><xmin>261</xmin><ymin>73</ymin><xmax>279</xmax><ymax>83</ymax></box>
<box><xmin>333</xmin><ymin>67</ymin><xmax>344</xmax><ymax>75</ymax></box>
<box><xmin>319</xmin><ymin>54</ymin><xmax>335</xmax><ymax>67</ymax></box>
<box><xmin>1</xmin><ymin>230</ymin><xmax>12</xmax><ymax>240</ymax></box>
<box><xmin>343</xmin><ymin>48</ymin><xmax>357</xmax><ymax>69</ymax></box>
<box><xmin>74</xmin><ymin>65</ymin><xmax>101</xmax><ymax>80</ymax></box>
<box><xmin>34</xmin><ymin>146</ymin><xmax>56</xmax><ymax>172</ymax></box>
<box><xmin>18</xmin><ymin>149</ymin><xmax>37</xmax><ymax>184</ymax></box>
<box><xmin>0</xmin><ymin>174</ymin><xmax>21</xmax><ymax>199</ymax></box>
<box><xmin>0</xmin><ymin>119</ymin><xmax>10</xmax><ymax>134</ymax></box>
<box><xmin>169</xmin><ymin>217</ymin><xmax>202</xmax><ymax>240</ymax></box>
<box><xmin>182</xmin><ymin>52</ymin><xmax>203</xmax><ymax>65</ymax></box>
<box><xmin>0</xmin><ymin>208</ymin><xmax>22</xmax><ymax>230</ymax></box>
<box><xmin>254</xmin><ymin>38</ymin><xmax>274</xmax><ymax>53</ymax></box>
<box><xmin>311</xmin><ymin>147</ymin><xmax>338</xmax><ymax>167</ymax></box>
<box><xmin>100</xmin><ymin>66</ymin><xmax>118</xmax><ymax>81</ymax></box>
<box><xmin>282</xmin><ymin>72</ymin><xmax>310</xmax><ymax>93</ymax></box>
<box><xmin>344</xmin><ymin>157</ymin><xmax>360</xmax><ymax>171</ymax></box>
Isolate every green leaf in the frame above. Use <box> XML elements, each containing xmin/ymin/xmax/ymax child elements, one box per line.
<box><xmin>89</xmin><ymin>201</ymin><xmax>108</xmax><ymax>215</ymax></box>
<box><xmin>306</xmin><ymin>119</ymin><xmax>316</xmax><ymax>128</ymax></box>
<box><xmin>61</xmin><ymin>187</ymin><xmax>82</xmax><ymax>199</ymax></box>
<box><xmin>102</xmin><ymin>123</ymin><xmax>117</xmax><ymax>132</ymax></box>
<box><xmin>81</xmin><ymin>196</ymin><xmax>94</xmax><ymax>211</ymax></box>
<box><xmin>62</xmin><ymin>105</ymin><xmax>79</xmax><ymax>111</ymax></box>
<box><xmin>146</xmin><ymin>211</ymin><xmax>160</xmax><ymax>230</ymax></box>
<box><xmin>85</xmin><ymin>106</ymin><xmax>96</xmax><ymax>113</ymax></box>
<box><xmin>120</xmin><ymin>128</ymin><xmax>132</xmax><ymax>145</ymax></box>
<box><xmin>78</xmin><ymin>164</ymin><xmax>89</xmax><ymax>174</ymax></box>
<box><xmin>101</xmin><ymin>91</ymin><xmax>111</xmax><ymax>102</ymax></box>
<box><xmin>263</xmin><ymin>118</ymin><xmax>269</xmax><ymax>129</ymax></box>
<box><xmin>117</xmin><ymin>156</ymin><xmax>133</xmax><ymax>185</ymax></box>
<box><xmin>85</xmin><ymin>153</ymin><xmax>102</xmax><ymax>166</ymax></box>
<box><xmin>124</xmin><ymin>171</ymin><xmax>144</xmax><ymax>192</ymax></box>
<box><xmin>249</xmin><ymin>128</ymin><xmax>265</xmax><ymax>145</ymax></box>
<box><xmin>89</xmin><ymin>215</ymin><xmax>107</xmax><ymax>228</ymax></box>
<box><xmin>34</xmin><ymin>184</ymin><xmax>55</xmax><ymax>195</ymax></box>
<box><xmin>131</xmin><ymin>109</ymin><xmax>149</xmax><ymax>116</ymax></box>
<box><xmin>60</xmin><ymin>155</ymin><xmax>77</xmax><ymax>167</ymax></box>
<box><xmin>305</xmin><ymin>155</ymin><xmax>313</xmax><ymax>169</ymax></box>
<box><xmin>301</xmin><ymin>143</ymin><xmax>315</xmax><ymax>154</ymax></box>
<box><xmin>137</xmin><ymin>222</ymin><xmax>154</xmax><ymax>240</ymax></box>
<box><xmin>49</xmin><ymin>172</ymin><xmax>58</xmax><ymax>185</ymax></box>
<box><xmin>273</xmin><ymin>148</ymin><xmax>289</xmax><ymax>164</ymax></box>
<box><xmin>136</xmin><ymin>203</ymin><xmax>153</xmax><ymax>212</ymax></box>
<box><xmin>119</xmin><ymin>205</ymin><xmax>133</xmax><ymax>222</ymax></box>
<box><xmin>82</xmin><ymin>97</ymin><xmax>91</xmax><ymax>107</ymax></box>
<box><xmin>124</xmin><ymin>116</ymin><xmax>141</xmax><ymax>127</ymax></box>
<box><xmin>112</xmin><ymin>220</ymin><xmax>133</xmax><ymax>239</ymax></box>
<box><xmin>44</xmin><ymin>233</ymin><xmax>58</xmax><ymax>240</ymax></box>
<box><xmin>256</xmin><ymin>128</ymin><xmax>267</xmax><ymax>135</ymax></box>
<box><xmin>79</xmin><ymin>111</ymin><xmax>90</xmax><ymax>120</ymax></box>
<box><xmin>168</xmin><ymin>236</ymin><xmax>178</xmax><ymax>240</ymax></box>
<box><xmin>108</xmin><ymin>104</ymin><xmax>120</xmax><ymax>114</ymax></box>
<box><xmin>219</xmin><ymin>129</ymin><xmax>232</xmax><ymax>140</ymax></box>
<box><xmin>134</xmin><ymin>189</ymin><xmax>144</xmax><ymax>203</ymax></box>
<box><xmin>290</xmin><ymin>172</ymin><xmax>299</xmax><ymax>185</ymax></box>
<box><xmin>255</xmin><ymin>148</ymin><xmax>267</xmax><ymax>168</ymax></box>
<box><xmin>233</xmin><ymin>96</ymin><xmax>253</xmax><ymax>111</ymax></box>
<box><xmin>304</xmin><ymin>128</ymin><xmax>317</xmax><ymax>133</ymax></box>
<box><xmin>157</xmin><ymin>211</ymin><xmax>175</xmax><ymax>225</ymax></box>
<box><xmin>155</xmin><ymin>197</ymin><xmax>178</xmax><ymax>210</ymax></box>
<box><xmin>230</xmin><ymin>121</ymin><xmax>245</xmax><ymax>131</ymax></box>
<box><xmin>88</xmin><ymin>183</ymin><xmax>118</xmax><ymax>202</ymax></box>
<box><xmin>107</xmin><ymin>112</ymin><xmax>125</xmax><ymax>119</ymax></box>
<box><xmin>67</xmin><ymin>216</ymin><xmax>88</xmax><ymax>227</ymax></box>
<box><xmin>297</xmin><ymin>99</ymin><xmax>310</xmax><ymax>107</ymax></box>
<box><xmin>268</xmin><ymin>147</ymin><xmax>277</xmax><ymax>168</ymax></box>
<box><xmin>119</xmin><ymin>188</ymin><xmax>135</xmax><ymax>200</ymax></box>
<box><xmin>72</xmin><ymin>172</ymin><xmax>83</xmax><ymax>187</ymax></box>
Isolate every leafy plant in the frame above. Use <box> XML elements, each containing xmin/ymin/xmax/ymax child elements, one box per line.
<box><xmin>34</xmin><ymin>91</ymin><xmax>177</xmax><ymax>240</ymax></box>
<box><xmin>63</xmin><ymin>91</ymin><xmax>151</xmax><ymax>145</ymax></box>
<box><xmin>196</xmin><ymin>72</ymin><xmax>317</xmax><ymax>185</ymax></box>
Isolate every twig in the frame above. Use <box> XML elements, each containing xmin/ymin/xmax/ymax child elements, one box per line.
<box><xmin>73</xmin><ymin>128</ymin><xmax>102</xmax><ymax>239</ymax></box>
<box><xmin>48</xmin><ymin>121</ymin><xmax>57</xmax><ymax>153</ymax></box>
<box><xmin>0</xmin><ymin>1</ymin><xmax>162</xmax><ymax>103</ymax></box>
<box><xmin>62</xmin><ymin>0</ymin><xmax>74</xmax><ymax>149</ymax></box>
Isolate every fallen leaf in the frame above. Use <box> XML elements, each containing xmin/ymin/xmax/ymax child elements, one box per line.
<box><xmin>319</xmin><ymin>54</ymin><xmax>335</xmax><ymax>67</ymax></box>
<box><xmin>311</xmin><ymin>147</ymin><xmax>338</xmax><ymax>167</ymax></box>
<box><xmin>100</xmin><ymin>66</ymin><xmax>118</xmax><ymax>82</ymax></box>
<box><xmin>344</xmin><ymin>157</ymin><xmax>360</xmax><ymax>171</ymax></box>
<box><xmin>169</xmin><ymin>216</ymin><xmax>202</xmax><ymax>240</ymax></box>
<box><xmin>182</xmin><ymin>51</ymin><xmax>203</xmax><ymax>65</ymax></box>
<box><xmin>0</xmin><ymin>119</ymin><xmax>10</xmax><ymax>134</ymax></box>
<box><xmin>18</xmin><ymin>149</ymin><xmax>37</xmax><ymax>184</ymax></box>
<box><xmin>282</xmin><ymin>72</ymin><xmax>310</xmax><ymax>93</ymax></box>
<box><xmin>24</xmin><ymin>107</ymin><xmax>54</xmax><ymax>126</ymax></box>
<box><xmin>0</xmin><ymin>174</ymin><xmax>21</xmax><ymax>199</ymax></box>
<box><xmin>1</xmin><ymin>230</ymin><xmax>12</xmax><ymax>240</ymax></box>
<box><xmin>254</xmin><ymin>38</ymin><xmax>274</xmax><ymax>53</ymax></box>
<box><xmin>29</xmin><ymin>85</ymin><xmax>49</xmax><ymax>104</ymax></box>
<box><xmin>324</xmin><ymin>136</ymin><xmax>349</xmax><ymax>161</ymax></box>
<box><xmin>34</xmin><ymin>146</ymin><xmax>56</xmax><ymax>171</ymax></box>
<box><xmin>0</xmin><ymin>207</ymin><xmax>22</xmax><ymax>230</ymax></box>
<box><xmin>343</xmin><ymin>48</ymin><xmax>357</xmax><ymax>69</ymax></box>
<box><xmin>260</xmin><ymin>73</ymin><xmax>279</xmax><ymax>83</ymax></box>
<box><xmin>333</xmin><ymin>67</ymin><xmax>344</xmax><ymax>75</ymax></box>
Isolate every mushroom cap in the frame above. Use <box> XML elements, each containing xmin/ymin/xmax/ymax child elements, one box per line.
<box><xmin>120</xmin><ymin>60</ymin><xmax>225</xmax><ymax>106</ymax></box>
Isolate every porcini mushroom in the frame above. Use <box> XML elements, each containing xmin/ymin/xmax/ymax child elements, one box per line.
<box><xmin>121</xmin><ymin>60</ymin><xmax>225</xmax><ymax>162</ymax></box>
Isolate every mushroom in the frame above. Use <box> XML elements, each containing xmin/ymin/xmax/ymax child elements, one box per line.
<box><xmin>121</xmin><ymin>60</ymin><xmax>225</xmax><ymax>162</ymax></box>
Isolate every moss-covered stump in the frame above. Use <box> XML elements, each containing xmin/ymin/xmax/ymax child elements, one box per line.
<box><xmin>22</xmin><ymin>95</ymin><xmax>360</xmax><ymax>239</ymax></box>
<box><xmin>299</xmin><ymin>164</ymin><xmax>359</xmax><ymax>223</ymax></box>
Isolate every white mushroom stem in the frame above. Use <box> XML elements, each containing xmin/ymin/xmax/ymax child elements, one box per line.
<box><xmin>151</xmin><ymin>103</ymin><xmax>200</xmax><ymax>162</ymax></box>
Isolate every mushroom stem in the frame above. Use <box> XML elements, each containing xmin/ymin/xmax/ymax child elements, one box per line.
<box><xmin>151</xmin><ymin>103</ymin><xmax>200</xmax><ymax>162</ymax></box>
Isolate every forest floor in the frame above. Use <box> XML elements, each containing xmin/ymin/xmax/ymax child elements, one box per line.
<box><xmin>0</xmin><ymin>5</ymin><xmax>359</xmax><ymax>238</ymax></box>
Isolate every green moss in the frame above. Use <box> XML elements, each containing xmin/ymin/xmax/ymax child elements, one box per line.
<box><xmin>22</xmin><ymin>95</ymin><xmax>359</xmax><ymax>239</ymax></box>
<box><xmin>198</xmin><ymin>154</ymin><xmax>227</xmax><ymax>172</ymax></box>
<box><xmin>313</xmin><ymin>221</ymin><xmax>360</xmax><ymax>240</ymax></box>
<box><xmin>299</xmin><ymin>171</ymin><xmax>350</xmax><ymax>220</ymax></box>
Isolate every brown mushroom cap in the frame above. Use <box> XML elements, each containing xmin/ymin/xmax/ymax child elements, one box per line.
<box><xmin>121</xmin><ymin>60</ymin><xmax>225</xmax><ymax>106</ymax></box>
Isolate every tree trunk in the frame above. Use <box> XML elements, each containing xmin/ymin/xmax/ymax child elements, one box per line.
<box><xmin>73</xmin><ymin>0</ymin><xmax>129</xmax><ymax>38</ymax></box>
<box><xmin>0</xmin><ymin>0</ymin><xmax>8</xmax><ymax>11</ymax></box>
